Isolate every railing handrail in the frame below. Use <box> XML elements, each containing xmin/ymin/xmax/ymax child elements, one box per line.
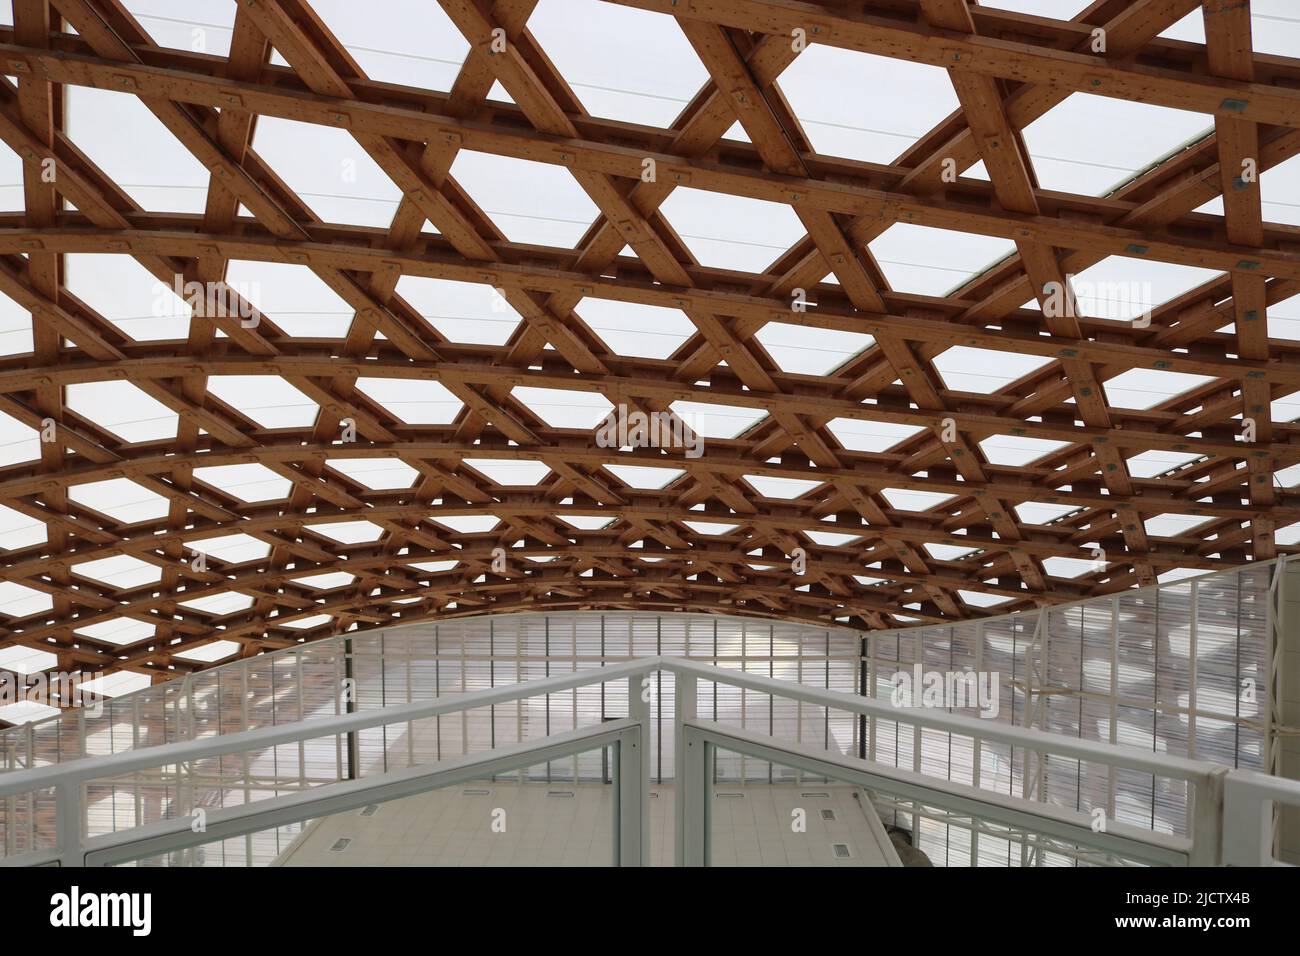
<box><xmin>663</xmin><ymin>658</ymin><xmax>1223</xmax><ymax>782</ymax></box>
<box><xmin>1</xmin><ymin>655</ymin><xmax>1224</xmax><ymax>798</ymax></box>
<box><xmin>4</xmin><ymin>655</ymin><xmax>1297</xmax><ymax>867</ymax></box>
<box><xmin>79</xmin><ymin>719</ymin><xmax>643</xmax><ymax>868</ymax></box>
<box><xmin>681</xmin><ymin>718</ymin><xmax>1196</xmax><ymax>867</ymax></box>
<box><xmin>0</xmin><ymin>657</ymin><xmax>657</xmax><ymax>798</ymax></box>
<box><xmin>1224</xmin><ymin>767</ymin><xmax>1300</xmax><ymax>803</ymax></box>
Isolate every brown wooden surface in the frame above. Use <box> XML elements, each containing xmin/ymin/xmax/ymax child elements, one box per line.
<box><xmin>0</xmin><ymin>0</ymin><xmax>1296</xmax><ymax>687</ymax></box>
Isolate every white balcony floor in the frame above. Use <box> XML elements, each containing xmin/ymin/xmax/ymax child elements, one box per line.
<box><xmin>274</xmin><ymin>782</ymin><xmax>899</xmax><ymax>867</ymax></box>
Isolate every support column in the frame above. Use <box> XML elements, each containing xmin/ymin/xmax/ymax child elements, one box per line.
<box><xmin>674</xmin><ymin>674</ymin><xmax>698</xmax><ymax>866</ymax></box>
<box><xmin>1276</xmin><ymin>559</ymin><xmax>1300</xmax><ymax>863</ymax></box>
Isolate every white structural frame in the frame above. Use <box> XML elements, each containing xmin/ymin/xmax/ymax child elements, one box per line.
<box><xmin>1</xmin><ymin>657</ymin><xmax>1298</xmax><ymax>867</ymax></box>
<box><xmin>667</xmin><ymin>658</ymin><xmax>1229</xmax><ymax>866</ymax></box>
<box><xmin>678</xmin><ymin>722</ymin><xmax>1189</xmax><ymax>867</ymax></box>
<box><xmin>78</xmin><ymin>720</ymin><xmax>645</xmax><ymax>868</ymax></box>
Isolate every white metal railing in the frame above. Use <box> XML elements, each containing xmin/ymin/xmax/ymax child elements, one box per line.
<box><xmin>2</xmin><ymin>656</ymin><xmax>1295</xmax><ymax>867</ymax></box>
<box><xmin>3</xmin><ymin>556</ymin><xmax>1285</xmax><ymax>863</ymax></box>
<box><xmin>677</xmin><ymin>722</ymin><xmax>1191</xmax><ymax>867</ymax></box>
<box><xmin>85</xmin><ymin>720</ymin><xmax>645</xmax><ymax>868</ymax></box>
<box><xmin>1223</xmin><ymin>769</ymin><xmax>1300</xmax><ymax>866</ymax></box>
<box><xmin>861</xmin><ymin>557</ymin><xmax>1284</xmax><ymax>839</ymax></box>
<box><xmin>0</xmin><ymin>658</ymin><xmax>655</xmax><ymax>866</ymax></box>
<box><xmin>668</xmin><ymin>658</ymin><xmax>1227</xmax><ymax>867</ymax></box>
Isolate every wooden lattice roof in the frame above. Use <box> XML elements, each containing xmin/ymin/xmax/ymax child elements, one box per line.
<box><xmin>0</xmin><ymin>0</ymin><xmax>1299</xmax><ymax>692</ymax></box>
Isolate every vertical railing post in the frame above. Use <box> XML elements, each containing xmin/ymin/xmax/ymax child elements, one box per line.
<box><xmin>1107</xmin><ymin>596</ymin><xmax>1119</xmax><ymax>824</ymax></box>
<box><xmin>675</xmin><ymin>671</ymin><xmax>698</xmax><ymax>865</ymax></box>
<box><xmin>971</xmin><ymin>621</ymin><xmax>984</xmax><ymax>865</ymax></box>
<box><xmin>619</xmin><ymin>671</ymin><xmax>652</xmax><ymax>866</ymax></box>
<box><xmin>1265</xmin><ymin>557</ymin><xmax>1287</xmax><ymax>859</ymax></box>
<box><xmin>1190</xmin><ymin>767</ymin><xmax>1227</xmax><ymax>866</ymax></box>
<box><xmin>56</xmin><ymin>780</ymin><xmax>84</xmax><ymax>867</ymax></box>
<box><xmin>678</xmin><ymin>723</ymin><xmax>709</xmax><ymax>867</ymax></box>
<box><xmin>1187</xmin><ymin>582</ymin><xmax>1199</xmax><ymax>761</ymax></box>
<box><xmin>343</xmin><ymin>637</ymin><xmax>359</xmax><ymax>780</ymax></box>
<box><xmin>24</xmin><ymin>721</ymin><xmax>35</xmax><ymax>853</ymax></box>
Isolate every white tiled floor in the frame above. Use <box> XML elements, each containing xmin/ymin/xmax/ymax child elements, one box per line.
<box><xmin>708</xmin><ymin>785</ymin><xmax>897</xmax><ymax>867</ymax></box>
<box><xmin>277</xmin><ymin>782</ymin><xmax>615</xmax><ymax>867</ymax></box>
<box><xmin>275</xmin><ymin>783</ymin><xmax>898</xmax><ymax>867</ymax></box>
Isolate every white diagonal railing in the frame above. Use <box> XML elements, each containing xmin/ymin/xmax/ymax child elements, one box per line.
<box><xmin>2</xmin><ymin>656</ymin><xmax>1295</xmax><ymax>867</ymax></box>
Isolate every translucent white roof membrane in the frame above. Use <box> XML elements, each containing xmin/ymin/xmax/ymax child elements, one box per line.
<box><xmin>526</xmin><ymin>0</ymin><xmax>708</xmax><ymax>127</ymax></box>
<box><xmin>754</xmin><ymin>323</ymin><xmax>873</xmax><ymax>375</ymax></box>
<box><xmin>1014</xmin><ymin>501</ymin><xmax>1077</xmax><ymax>525</ymax></box>
<box><xmin>603</xmin><ymin>465</ymin><xmax>685</xmax><ymax>490</ymax></box>
<box><xmin>1041</xmin><ymin>259</ymin><xmax>1224</xmax><ymax>325</ymax></box>
<box><xmin>252</xmin><ymin>118</ymin><xmax>404</xmax><ymax>230</ymax></box>
<box><xmin>354</xmin><ymin>377</ymin><xmax>464</xmax><ymax>424</ymax></box>
<box><xmin>394</xmin><ymin>276</ymin><xmax>521</xmax><ymax>347</ymax></box>
<box><xmin>979</xmin><ymin>1</ymin><xmax>1090</xmax><ymax>16</ymax></box>
<box><xmin>449</xmin><ymin>151</ymin><xmax>600</xmax><ymax>247</ymax></box>
<box><xmin>67</xmin><ymin>478</ymin><xmax>170</xmax><ymax>524</ymax></box>
<box><xmin>0</xmin><ymin>644</ymin><xmax>58</xmax><ymax>675</ymax></box>
<box><xmin>325</xmin><ymin>458</ymin><xmax>420</xmax><ymax>490</ymax></box>
<box><xmin>0</xmin><ymin>141</ymin><xmax>19</xmax><ymax>217</ymax></box>
<box><xmin>1101</xmin><ymin>369</ymin><xmax>1216</xmax><ymax>411</ymax></box>
<box><xmin>682</xmin><ymin>520</ymin><xmax>737</xmax><ymax>536</ymax></box>
<box><xmin>577</xmin><ymin>299</ymin><xmax>696</xmax><ymax>359</ymax></box>
<box><xmin>0</xmin><ymin>504</ymin><xmax>46</xmax><ymax>551</ymax></box>
<box><xmin>778</xmin><ymin>47</ymin><xmax>961</xmax><ymax>165</ymax></box>
<box><xmin>979</xmin><ymin>435</ymin><xmax>1068</xmax><ymax>467</ymax></box>
<box><xmin>307</xmin><ymin>521</ymin><xmax>387</xmax><ymax>545</ymax></box>
<box><xmin>0</xmin><ymin>270</ymin><xmax>30</xmax><ymax>357</ymax></box>
<box><xmin>1197</xmin><ymin>152</ymin><xmax>1300</xmax><ymax>228</ymax></box>
<box><xmin>289</xmin><ymin>0</ymin><xmax>469</xmax><ymax>89</ymax></box>
<box><xmin>826</xmin><ymin>419</ymin><xmax>925</xmax><ymax>453</ymax></box>
<box><xmin>463</xmin><ymin>459</ymin><xmax>553</xmax><ymax>486</ymax></box>
<box><xmin>1020</xmin><ymin>94</ymin><xmax>1211</xmax><ymax>196</ymax></box>
<box><xmin>222</xmin><ymin>260</ymin><xmax>355</xmax><ymax>338</ymax></box>
<box><xmin>881</xmin><ymin>489</ymin><xmax>955</xmax><ymax>512</ymax></box>
<box><xmin>66</xmin><ymin>86</ymin><xmax>210</xmax><ymax>214</ymax></box>
<box><xmin>744</xmin><ymin>475</ymin><xmax>823</xmax><ymax>499</ymax></box>
<box><xmin>669</xmin><ymin>401</ymin><xmax>767</xmax><ymax>439</ymax></box>
<box><xmin>509</xmin><ymin>387</ymin><xmax>612</xmax><ymax>429</ymax></box>
<box><xmin>78</xmin><ymin>615</ymin><xmax>158</xmax><ymax>645</ymax></box>
<box><xmin>658</xmin><ymin>188</ymin><xmax>805</xmax><ymax>273</ymax></box>
<box><xmin>0</xmin><ymin>581</ymin><xmax>52</xmax><ymax>618</ymax></box>
<box><xmin>179</xmin><ymin>592</ymin><xmax>255</xmax><ymax>615</ymax></box>
<box><xmin>185</xmin><ymin>534</ymin><xmax>271</xmax><ymax>564</ymax></box>
<box><xmin>205</xmin><ymin>376</ymin><xmax>319</xmax><ymax>429</ymax></box>
<box><xmin>0</xmin><ymin>410</ymin><xmax>36</xmax><ymax>468</ymax></box>
<box><xmin>1126</xmin><ymin>450</ymin><xmax>1203</xmax><ymax>480</ymax></box>
<box><xmin>925</xmin><ymin>542</ymin><xmax>976</xmax><ymax>561</ymax></box>
<box><xmin>120</xmin><ymin>0</ymin><xmax>235</xmax><ymax>58</ymax></box>
<box><xmin>428</xmin><ymin>515</ymin><xmax>498</xmax><ymax>535</ymax></box>
<box><xmin>932</xmin><ymin>347</ymin><xmax>1053</xmax><ymax>393</ymax></box>
<box><xmin>870</xmin><ymin>224</ymin><xmax>1015</xmax><ymax>297</ymax></box>
<box><xmin>173</xmin><ymin>640</ymin><xmax>240</xmax><ymax>664</ymax></box>
<box><xmin>1163</xmin><ymin>1</ymin><xmax>1299</xmax><ymax>57</ymax></box>
<box><xmin>191</xmin><ymin>464</ymin><xmax>292</xmax><ymax>502</ymax></box>
<box><xmin>1269</xmin><ymin>291</ymin><xmax>1300</xmax><ymax>342</ymax></box>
